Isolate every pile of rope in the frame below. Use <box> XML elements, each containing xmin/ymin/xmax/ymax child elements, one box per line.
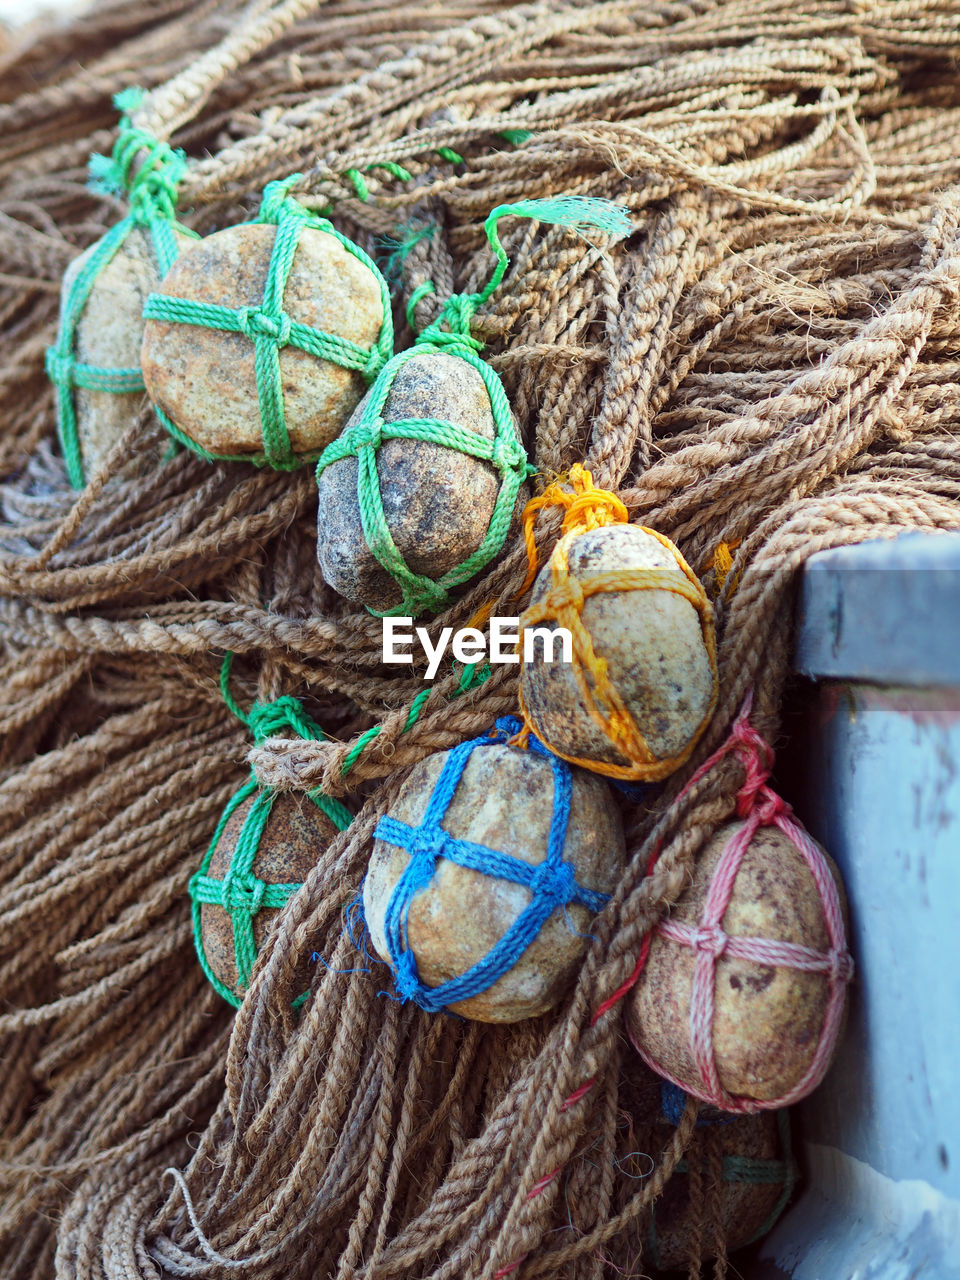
<box><xmin>1</xmin><ymin>1</ymin><xmax>959</xmax><ymax>1276</ymax></box>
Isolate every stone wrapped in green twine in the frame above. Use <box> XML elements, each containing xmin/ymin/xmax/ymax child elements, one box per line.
<box><xmin>141</xmin><ymin>174</ymin><xmax>393</xmax><ymax>470</ymax></box>
<box><xmin>646</xmin><ymin>1095</ymin><xmax>795</xmax><ymax>1269</ymax></box>
<box><xmin>189</xmin><ymin>655</ymin><xmax>352</xmax><ymax>1008</ymax></box>
<box><xmin>46</xmin><ymin>88</ymin><xmax>197</xmax><ymax>487</ymax></box>
<box><xmin>314</xmin><ymin>196</ymin><xmax>633</xmax><ymax>617</ymax></box>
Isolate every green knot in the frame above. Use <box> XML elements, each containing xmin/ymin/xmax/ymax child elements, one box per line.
<box><xmin>416</xmin><ymin>324</ymin><xmax>484</xmax><ymax>358</ymax></box>
<box><xmin>237</xmin><ymin>306</ymin><xmax>293</xmax><ymax>347</ymax></box>
<box><xmin>220</xmin><ymin>867</ymin><xmax>267</xmax><ymax>916</ymax></box>
<box><xmin>258</xmin><ymin>174</ymin><xmax>321</xmax><ymax>228</ymax></box>
<box><xmin>490</xmin><ymin>433</ymin><xmax>526</xmax><ymax>472</ymax></box>
<box><xmin>88</xmin><ymin>99</ymin><xmax>187</xmax><ymax>226</ymax></box>
<box><xmin>45</xmin><ymin>347</ymin><xmax>74</xmax><ymax>386</ymax></box>
<box><xmin>247</xmin><ymin>696</ymin><xmax>325</xmax><ymax>744</ymax></box>
<box><xmin>346</xmin><ymin>418</ymin><xmax>383</xmax><ymax>451</ymax></box>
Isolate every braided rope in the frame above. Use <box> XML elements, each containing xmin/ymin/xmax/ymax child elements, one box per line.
<box><xmin>46</xmin><ymin>92</ymin><xmax>195</xmax><ymax>488</ymax></box>
<box><xmin>144</xmin><ymin>174</ymin><xmax>394</xmax><ymax>470</ymax></box>
<box><xmin>189</xmin><ymin>655</ymin><xmax>352</xmax><ymax>1009</ymax></box>
<box><xmin>369</xmin><ymin>715</ymin><xmax>609</xmax><ymax>1013</ymax></box>
<box><xmin>517</xmin><ymin>464</ymin><xmax>718</xmax><ymax>781</ymax></box>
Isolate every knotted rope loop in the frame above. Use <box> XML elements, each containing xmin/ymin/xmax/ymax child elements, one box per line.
<box><xmin>236</xmin><ymin>306</ymin><xmax>293</xmax><ymax>348</ymax></box>
<box><xmin>692</xmin><ymin>923</ymin><xmax>727</xmax><ymax>960</ymax></box>
<box><xmin>517</xmin><ymin>464</ymin><xmax>718</xmax><ymax>782</ymax></box>
<box><xmin>519</xmin><ymin>463</ymin><xmax>628</xmax><ymax>594</ymax></box>
<box><xmin>368</xmin><ymin>716</ymin><xmax>610</xmax><ymax>1014</ymax></box>
<box><xmin>219</xmin><ymin>867</ymin><xmax>267</xmax><ymax>917</ymax></box>
<box><xmin>146</xmin><ymin>172</ymin><xmax>394</xmax><ymax>471</ymax></box>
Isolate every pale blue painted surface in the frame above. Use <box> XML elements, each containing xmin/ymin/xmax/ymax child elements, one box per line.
<box><xmin>752</xmin><ymin>532</ymin><xmax>960</xmax><ymax>1279</ymax></box>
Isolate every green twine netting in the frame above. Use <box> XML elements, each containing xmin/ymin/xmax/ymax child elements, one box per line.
<box><xmin>647</xmin><ymin>1108</ymin><xmax>797</xmax><ymax>1267</ymax></box>
<box><xmin>315</xmin><ymin>196</ymin><xmax>633</xmax><ymax>618</ymax></box>
<box><xmin>143</xmin><ymin>174</ymin><xmax>394</xmax><ymax>471</ymax></box>
<box><xmin>189</xmin><ymin>654</ymin><xmax>352</xmax><ymax>1009</ymax></box>
<box><xmin>46</xmin><ymin>88</ymin><xmax>197</xmax><ymax>489</ymax></box>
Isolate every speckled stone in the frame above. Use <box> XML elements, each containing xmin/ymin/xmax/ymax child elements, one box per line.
<box><xmin>364</xmin><ymin>742</ymin><xmax>624</xmax><ymax>1022</ymax></box>
<box><xmin>316</xmin><ymin>350</ymin><xmax>526</xmax><ymax>614</ymax></box>
<box><xmin>625</xmin><ymin>821</ymin><xmax>849</xmax><ymax>1103</ymax></box>
<box><xmin>520</xmin><ymin>523</ymin><xmax>716</xmax><ymax>772</ymax></box>
<box><xmin>200</xmin><ymin>791</ymin><xmax>338</xmax><ymax>998</ymax></box>
<box><xmin>58</xmin><ymin>225</ymin><xmax>194</xmax><ymax>479</ymax></box>
<box><xmin>641</xmin><ymin>1107</ymin><xmax>788</xmax><ymax>1268</ymax></box>
<box><xmin>141</xmin><ymin>223</ymin><xmax>383</xmax><ymax>457</ymax></box>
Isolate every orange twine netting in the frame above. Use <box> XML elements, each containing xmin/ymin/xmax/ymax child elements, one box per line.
<box><xmin>516</xmin><ymin>464</ymin><xmax>719</xmax><ymax>782</ymax></box>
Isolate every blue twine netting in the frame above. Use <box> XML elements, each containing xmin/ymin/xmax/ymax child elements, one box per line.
<box><xmin>369</xmin><ymin>715</ymin><xmax>610</xmax><ymax>1013</ymax></box>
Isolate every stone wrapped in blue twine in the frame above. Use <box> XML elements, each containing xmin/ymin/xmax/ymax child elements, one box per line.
<box><xmin>46</xmin><ymin>87</ymin><xmax>198</xmax><ymax>488</ymax></box>
<box><xmin>315</xmin><ymin>196</ymin><xmax>633</xmax><ymax>617</ymax></box>
<box><xmin>188</xmin><ymin>654</ymin><xmax>352</xmax><ymax>1009</ymax></box>
<box><xmin>369</xmin><ymin>715</ymin><xmax>610</xmax><ymax>1014</ymax></box>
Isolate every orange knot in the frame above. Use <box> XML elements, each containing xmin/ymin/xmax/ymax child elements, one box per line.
<box><xmin>519</xmin><ymin>464</ymin><xmax>627</xmax><ymax>595</ymax></box>
<box><xmin>712</xmin><ymin>537</ymin><xmax>742</xmax><ymax>595</ymax></box>
<box><xmin>541</xmin><ymin>577</ymin><xmax>586</xmax><ymax>615</ymax></box>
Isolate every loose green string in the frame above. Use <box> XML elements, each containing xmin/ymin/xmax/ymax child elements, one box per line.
<box><xmin>144</xmin><ymin>174</ymin><xmax>394</xmax><ymax>471</ymax></box>
<box><xmin>46</xmin><ymin>89</ymin><xmax>196</xmax><ymax>489</ymax></box>
<box><xmin>189</xmin><ymin>653</ymin><xmax>352</xmax><ymax>1009</ymax></box>
<box><xmin>315</xmin><ymin>196</ymin><xmax>633</xmax><ymax>617</ymax></box>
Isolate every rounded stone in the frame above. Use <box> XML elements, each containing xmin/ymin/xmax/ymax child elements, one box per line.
<box><xmin>58</xmin><ymin>224</ymin><xmax>194</xmax><ymax>479</ymax></box>
<box><xmin>316</xmin><ymin>350</ymin><xmax>526</xmax><ymax>614</ymax></box>
<box><xmin>141</xmin><ymin>222</ymin><xmax>384</xmax><ymax>458</ymax></box>
<box><xmin>641</xmin><ymin>1107</ymin><xmax>789</xmax><ymax>1268</ymax></box>
<box><xmin>364</xmin><ymin>741</ymin><xmax>624</xmax><ymax>1022</ymax></box>
<box><xmin>625</xmin><ymin>821</ymin><xmax>849</xmax><ymax>1104</ymax></box>
<box><xmin>200</xmin><ymin>790</ymin><xmax>339</xmax><ymax>999</ymax></box>
<box><xmin>520</xmin><ymin>523</ymin><xmax>716</xmax><ymax>774</ymax></box>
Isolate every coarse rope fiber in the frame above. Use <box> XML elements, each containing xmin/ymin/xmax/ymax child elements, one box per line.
<box><xmin>2</xmin><ymin>2</ymin><xmax>960</xmax><ymax>1279</ymax></box>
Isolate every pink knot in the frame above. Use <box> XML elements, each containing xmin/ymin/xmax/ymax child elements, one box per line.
<box><xmin>742</xmin><ymin>785</ymin><xmax>789</xmax><ymax>824</ymax></box>
<box><xmin>829</xmin><ymin>949</ymin><xmax>854</xmax><ymax>984</ymax></box>
<box><xmin>693</xmin><ymin>923</ymin><xmax>727</xmax><ymax>960</ymax></box>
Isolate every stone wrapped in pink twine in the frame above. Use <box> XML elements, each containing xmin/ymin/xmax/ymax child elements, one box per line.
<box><xmin>628</xmin><ymin>697</ymin><xmax>854</xmax><ymax>1114</ymax></box>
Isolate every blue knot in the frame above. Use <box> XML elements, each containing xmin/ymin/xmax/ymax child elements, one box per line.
<box><xmin>407</xmin><ymin>824</ymin><xmax>451</xmax><ymax>868</ymax></box>
<box><xmin>221</xmin><ymin>871</ymin><xmax>266</xmax><ymax>916</ymax></box>
<box><xmin>237</xmin><ymin>307</ymin><xmax>293</xmax><ymax>347</ymax></box>
<box><xmin>394</xmin><ymin>950</ymin><xmax>425</xmax><ymax>1003</ymax></box>
<box><xmin>530</xmin><ymin>858</ymin><xmax>577</xmax><ymax>904</ymax></box>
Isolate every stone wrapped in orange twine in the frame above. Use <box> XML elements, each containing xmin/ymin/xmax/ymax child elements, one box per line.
<box><xmin>517</xmin><ymin>464</ymin><xmax>718</xmax><ymax>782</ymax></box>
<box><xmin>626</xmin><ymin>695</ymin><xmax>854</xmax><ymax>1113</ymax></box>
